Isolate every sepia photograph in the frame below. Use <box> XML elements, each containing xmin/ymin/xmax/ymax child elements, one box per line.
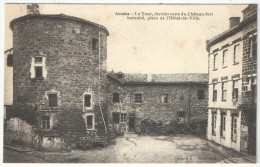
<box><xmin>2</xmin><ymin>2</ymin><xmax>258</xmax><ymax>164</ymax></box>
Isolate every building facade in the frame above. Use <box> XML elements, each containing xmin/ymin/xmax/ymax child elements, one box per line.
<box><xmin>7</xmin><ymin>5</ymin><xmax>109</xmax><ymax>150</ymax></box>
<box><xmin>206</xmin><ymin>4</ymin><xmax>257</xmax><ymax>155</ymax></box>
<box><xmin>240</xmin><ymin>4</ymin><xmax>257</xmax><ymax>155</ymax></box>
<box><xmin>107</xmin><ymin>72</ymin><xmax>208</xmax><ymax>135</ymax></box>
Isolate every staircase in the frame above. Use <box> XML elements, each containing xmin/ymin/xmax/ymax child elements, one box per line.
<box><xmin>217</xmin><ymin>156</ymin><xmax>256</xmax><ymax>164</ymax></box>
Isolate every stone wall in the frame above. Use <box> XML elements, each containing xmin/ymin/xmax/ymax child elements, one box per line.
<box><xmin>9</xmin><ymin>15</ymin><xmax>109</xmax><ymax>147</ymax></box>
<box><xmin>108</xmin><ymin>78</ymin><xmax>208</xmax><ymax>135</ymax></box>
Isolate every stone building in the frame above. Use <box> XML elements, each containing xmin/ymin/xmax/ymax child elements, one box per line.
<box><xmin>5</xmin><ymin>4</ymin><xmax>209</xmax><ymax>151</ymax></box>
<box><xmin>240</xmin><ymin>4</ymin><xmax>257</xmax><ymax>155</ymax></box>
<box><xmin>7</xmin><ymin>4</ymin><xmax>109</xmax><ymax>150</ymax></box>
<box><xmin>206</xmin><ymin>4</ymin><xmax>257</xmax><ymax>155</ymax></box>
<box><xmin>107</xmin><ymin>72</ymin><xmax>208</xmax><ymax>135</ymax></box>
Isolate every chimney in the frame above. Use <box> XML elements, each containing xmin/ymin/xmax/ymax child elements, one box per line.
<box><xmin>229</xmin><ymin>17</ymin><xmax>240</xmax><ymax>29</ymax></box>
<box><xmin>27</xmin><ymin>4</ymin><xmax>40</xmax><ymax>14</ymax></box>
<box><xmin>147</xmin><ymin>74</ymin><xmax>152</xmax><ymax>82</ymax></box>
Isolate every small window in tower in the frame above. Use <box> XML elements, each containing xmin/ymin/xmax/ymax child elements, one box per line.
<box><xmin>113</xmin><ymin>93</ymin><xmax>120</xmax><ymax>103</ymax></box>
<box><xmin>48</xmin><ymin>94</ymin><xmax>57</xmax><ymax>107</ymax></box>
<box><xmin>92</xmin><ymin>38</ymin><xmax>98</xmax><ymax>50</ymax></box>
<box><xmin>84</xmin><ymin>94</ymin><xmax>92</xmax><ymax>108</ymax></box>
<box><xmin>35</xmin><ymin>66</ymin><xmax>43</xmax><ymax>78</ymax></box>
<box><xmin>7</xmin><ymin>54</ymin><xmax>13</xmax><ymax>67</ymax></box>
<box><xmin>86</xmin><ymin>115</ymin><xmax>94</xmax><ymax>130</ymax></box>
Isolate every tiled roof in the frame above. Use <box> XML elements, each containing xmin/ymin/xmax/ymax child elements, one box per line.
<box><xmin>107</xmin><ymin>72</ymin><xmax>208</xmax><ymax>84</ymax></box>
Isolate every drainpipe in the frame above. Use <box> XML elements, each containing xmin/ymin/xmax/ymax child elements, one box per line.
<box><xmin>188</xmin><ymin>82</ymin><xmax>191</xmax><ymax>127</ymax></box>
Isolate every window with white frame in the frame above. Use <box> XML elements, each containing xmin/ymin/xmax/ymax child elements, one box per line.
<box><xmin>231</xmin><ymin>114</ymin><xmax>238</xmax><ymax>142</ymax></box>
<box><xmin>84</xmin><ymin>93</ymin><xmax>92</xmax><ymax>108</ymax></box>
<box><xmin>213</xmin><ymin>54</ymin><xmax>218</xmax><ymax>70</ymax></box>
<box><xmin>221</xmin><ymin>82</ymin><xmax>227</xmax><ymax>101</ymax></box>
<box><xmin>222</xmin><ymin>49</ymin><xmax>228</xmax><ymax>68</ymax></box>
<box><xmin>232</xmin><ymin>80</ymin><xmax>239</xmax><ymax>100</ymax></box>
<box><xmin>120</xmin><ymin>113</ymin><xmax>127</xmax><ymax>123</ymax></box>
<box><xmin>213</xmin><ymin>84</ymin><xmax>217</xmax><ymax>101</ymax></box>
<box><xmin>161</xmin><ymin>94</ymin><xmax>169</xmax><ymax>103</ymax></box>
<box><xmin>32</xmin><ymin>56</ymin><xmax>45</xmax><ymax>79</ymax></box>
<box><xmin>86</xmin><ymin>114</ymin><xmax>94</xmax><ymax>130</ymax></box>
<box><xmin>220</xmin><ymin>112</ymin><xmax>226</xmax><ymax>138</ymax></box>
<box><xmin>250</xmin><ymin>35</ymin><xmax>257</xmax><ymax>58</ymax></box>
<box><xmin>233</xmin><ymin>44</ymin><xmax>240</xmax><ymax>64</ymax></box>
<box><xmin>41</xmin><ymin>116</ymin><xmax>50</xmax><ymax>129</ymax></box>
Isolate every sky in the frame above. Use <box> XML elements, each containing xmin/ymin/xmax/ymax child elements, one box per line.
<box><xmin>4</xmin><ymin>4</ymin><xmax>248</xmax><ymax>74</ymax></box>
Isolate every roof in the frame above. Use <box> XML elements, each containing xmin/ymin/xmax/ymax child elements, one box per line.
<box><xmin>107</xmin><ymin>72</ymin><xmax>208</xmax><ymax>85</ymax></box>
<box><xmin>206</xmin><ymin>12</ymin><xmax>257</xmax><ymax>50</ymax></box>
<box><xmin>10</xmin><ymin>14</ymin><xmax>109</xmax><ymax>35</ymax></box>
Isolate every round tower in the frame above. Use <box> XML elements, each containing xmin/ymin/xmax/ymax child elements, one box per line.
<box><xmin>10</xmin><ymin>13</ymin><xmax>109</xmax><ymax>149</ymax></box>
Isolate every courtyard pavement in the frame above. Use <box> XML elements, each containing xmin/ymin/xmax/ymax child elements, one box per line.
<box><xmin>4</xmin><ymin>134</ymin><xmax>229</xmax><ymax>163</ymax></box>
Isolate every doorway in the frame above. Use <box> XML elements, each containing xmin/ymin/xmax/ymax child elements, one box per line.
<box><xmin>128</xmin><ymin>116</ymin><xmax>135</xmax><ymax>132</ymax></box>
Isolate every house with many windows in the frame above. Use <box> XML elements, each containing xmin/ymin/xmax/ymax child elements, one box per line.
<box><xmin>206</xmin><ymin>4</ymin><xmax>257</xmax><ymax>155</ymax></box>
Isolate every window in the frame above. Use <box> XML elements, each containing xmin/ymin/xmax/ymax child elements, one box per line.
<box><xmin>198</xmin><ymin>90</ymin><xmax>205</xmax><ymax>100</ymax></box>
<box><xmin>231</xmin><ymin>114</ymin><xmax>238</xmax><ymax>142</ymax></box>
<box><xmin>212</xmin><ymin>112</ymin><xmax>217</xmax><ymax>135</ymax></box>
<box><xmin>31</xmin><ymin>56</ymin><xmax>45</xmax><ymax>79</ymax></box>
<box><xmin>161</xmin><ymin>94</ymin><xmax>169</xmax><ymax>103</ymax></box>
<box><xmin>35</xmin><ymin>57</ymin><xmax>43</xmax><ymax>64</ymax></box>
<box><xmin>84</xmin><ymin>94</ymin><xmax>92</xmax><ymax>108</ymax></box>
<box><xmin>213</xmin><ymin>54</ymin><xmax>218</xmax><ymax>70</ymax></box>
<box><xmin>134</xmin><ymin>93</ymin><xmax>142</xmax><ymax>103</ymax></box>
<box><xmin>120</xmin><ymin>113</ymin><xmax>127</xmax><ymax>123</ymax></box>
<box><xmin>113</xmin><ymin>93</ymin><xmax>120</xmax><ymax>103</ymax></box>
<box><xmin>35</xmin><ymin>66</ymin><xmax>43</xmax><ymax>78</ymax></box>
<box><xmin>221</xmin><ymin>82</ymin><xmax>227</xmax><ymax>101</ymax></box>
<box><xmin>48</xmin><ymin>94</ymin><xmax>57</xmax><ymax>107</ymax></box>
<box><xmin>92</xmin><ymin>38</ymin><xmax>98</xmax><ymax>50</ymax></box>
<box><xmin>251</xmin><ymin>77</ymin><xmax>257</xmax><ymax>104</ymax></box>
<box><xmin>213</xmin><ymin>84</ymin><xmax>217</xmax><ymax>101</ymax></box>
<box><xmin>250</xmin><ymin>36</ymin><xmax>257</xmax><ymax>58</ymax></box>
<box><xmin>86</xmin><ymin>115</ymin><xmax>94</xmax><ymax>129</ymax></box>
<box><xmin>112</xmin><ymin>112</ymin><xmax>120</xmax><ymax>124</ymax></box>
<box><xmin>220</xmin><ymin>112</ymin><xmax>226</xmax><ymax>138</ymax></box>
<box><xmin>41</xmin><ymin>116</ymin><xmax>50</xmax><ymax>129</ymax></box>
<box><xmin>232</xmin><ymin>80</ymin><xmax>239</xmax><ymax>100</ymax></box>
<box><xmin>222</xmin><ymin>49</ymin><xmax>228</xmax><ymax>68</ymax></box>
<box><xmin>178</xmin><ymin>111</ymin><xmax>185</xmax><ymax>124</ymax></box>
<box><xmin>7</xmin><ymin>54</ymin><xmax>13</xmax><ymax>67</ymax></box>
<box><xmin>233</xmin><ymin>44</ymin><xmax>240</xmax><ymax>64</ymax></box>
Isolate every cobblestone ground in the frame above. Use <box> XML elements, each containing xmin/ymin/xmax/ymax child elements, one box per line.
<box><xmin>4</xmin><ymin>134</ymin><xmax>226</xmax><ymax>163</ymax></box>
